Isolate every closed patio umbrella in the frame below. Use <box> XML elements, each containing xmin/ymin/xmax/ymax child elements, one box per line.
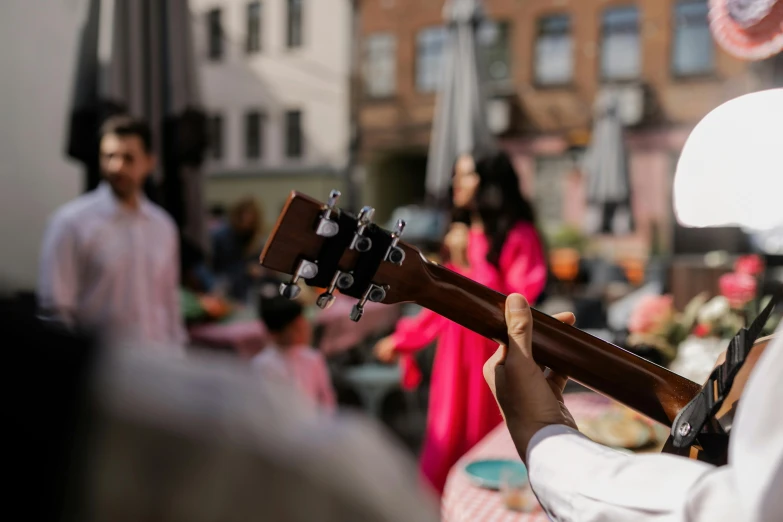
<box><xmin>581</xmin><ymin>92</ymin><xmax>633</xmax><ymax>235</ymax></box>
<box><xmin>424</xmin><ymin>0</ymin><xmax>495</xmax><ymax>202</ymax></box>
<box><xmin>67</xmin><ymin>0</ymin><xmax>209</xmax><ymax>251</ymax></box>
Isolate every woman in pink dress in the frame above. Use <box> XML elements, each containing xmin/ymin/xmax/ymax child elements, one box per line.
<box><xmin>375</xmin><ymin>150</ymin><xmax>548</xmax><ymax>494</ymax></box>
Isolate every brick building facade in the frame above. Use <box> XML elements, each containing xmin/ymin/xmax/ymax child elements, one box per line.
<box><xmin>356</xmin><ymin>0</ymin><xmax>775</xmax><ymax>256</ymax></box>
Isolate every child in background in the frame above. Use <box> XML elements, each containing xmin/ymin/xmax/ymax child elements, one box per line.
<box><xmin>253</xmin><ymin>279</ymin><xmax>336</xmax><ymax>413</ymax></box>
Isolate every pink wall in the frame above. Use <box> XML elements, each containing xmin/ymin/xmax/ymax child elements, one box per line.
<box><xmin>503</xmin><ymin>126</ymin><xmax>695</xmax><ymax>256</ymax></box>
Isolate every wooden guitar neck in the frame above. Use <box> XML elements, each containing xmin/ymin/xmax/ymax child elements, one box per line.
<box><xmin>417</xmin><ymin>260</ymin><xmax>702</xmax><ymax>426</ymax></box>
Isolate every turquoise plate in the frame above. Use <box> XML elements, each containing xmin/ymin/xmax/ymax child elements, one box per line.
<box><xmin>463</xmin><ymin>459</ymin><xmax>528</xmax><ymax>490</ymax></box>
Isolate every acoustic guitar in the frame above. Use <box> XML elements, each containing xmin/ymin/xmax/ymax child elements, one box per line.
<box><xmin>259</xmin><ymin>190</ymin><xmax>773</xmax><ymax>465</ymax></box>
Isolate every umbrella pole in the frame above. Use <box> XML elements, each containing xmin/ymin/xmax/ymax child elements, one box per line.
<box><xmin>343</xmin><ymin>0</ymin><xmax>362</xmax><ymax>213</ymax></box>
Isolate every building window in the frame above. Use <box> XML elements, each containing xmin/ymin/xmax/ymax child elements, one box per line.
<box><xmin>534</xmin><ymin>15</ymin><xmax>573</xmax><ymax>86</ymax></box>
<box><xmin>672</xmin><ymin>0</ymin><xmax>714</xmax><ymax>76</ymax></box>
<box><xmin>416</xmin><ymin>26</ymin><xmax>447</xmax><ymax>92</ymax></box>
<box><xmin>247</xmin><ymin>2</ymin><xmax>262</xmax><ymax>53</ymax></box>
<box><xmin>207</xmin><ymin>8</ymin><xmax>223</xmax><ymax>60</ymax></box>
<box><xmin>600</xmin><ymin>6</ymin><xmax>640</xmax><ymax>81</ymax></box>
<box><xmin>287</xmin><ymin>0</ymin><xmax>303</xmax><ymax>48</ymax></box>
<box><xmin>478</xmin><ymin>21</ymin><xmax>512</xmax><ymax>83</ymax></box>
<box><xmin>209</xmin><ymin>114</ymin><xmax>224</xmax><ymax>160</ymax></box>
<box><xmin>245</xmin><ymin>111</ymin><xmax>265</xmax><ymax>160</ymax></box>
<box><xmin>364</xmin><ymin>34</ymin><xmax>397</xmax><ymax>98</ymax></box>
<box><xmin>285</xmin><ymin>110</ymin><xmax>303</xmax><ymax>158</ymax></box>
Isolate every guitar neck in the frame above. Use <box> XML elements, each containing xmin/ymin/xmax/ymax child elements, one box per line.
<box><xmin>415</xmin><ymin>261</ymin><xmax>702</xmax><ymax>426</ymax></box>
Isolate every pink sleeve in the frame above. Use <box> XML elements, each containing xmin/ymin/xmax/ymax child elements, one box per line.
<box><xmin>389</xmin><ymin>307</ymin><xmax>445</xmax><ymax>354</ymax></box>
<box><xmin>499</xmin><ymin>224</ymin><xmax>548</xmax><ymax>304</ymax></box>
<box><xmin>316</xmin><ymin>354</ymin><xmax>337</xmax><ymax>414</ymax></box>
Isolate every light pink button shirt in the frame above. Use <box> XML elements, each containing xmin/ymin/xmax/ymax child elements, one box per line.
<box><xmin>38</xmin><ymin>183</ymin><xmax>187</xmax><ymax>352</ymax></box>
<box><xmin>252</xmin><ymin>344</ymin><xmax>336</xmax><ymax>413</ymax></box>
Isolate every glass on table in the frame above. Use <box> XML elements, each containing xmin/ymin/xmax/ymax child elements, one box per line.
<box><xmin>500</xmin><ymin>466</ymin><xmax>535</xmax><ymax>512</ymax></box>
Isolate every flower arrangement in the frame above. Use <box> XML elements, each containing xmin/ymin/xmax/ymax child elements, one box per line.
<box><xmin>690</xmin><ymin>295</ymin><xmax>744</xmax><ymax>340</ymax></box>
<box><xmin>715</xmin><ymin>254</ymin><xmax>779</xmax><ymax>334</ymax></box>
<box><xmin>625</xmin><ymin>254</ymin><xmax>779</xmax><ymax>373</ymax></box>
<box><xmin>625</xmin><ymin>294</ymin><xmax>698</xmax><ymax>364</ymax></box>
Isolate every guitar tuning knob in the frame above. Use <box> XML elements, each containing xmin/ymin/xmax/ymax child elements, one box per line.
<box><xmin>316</xmin><ymin>271</ymin><xmax>355</xmax><ymax>310</ymax></box>
<box><xmin>350</xmin><ymin>206</ymin><xmax>375</xmax><ymax>252</ymax></box>
<box><xmin>385</xmin><ymin>219</ymin><xmax>406</xmax><ymax>265</ymax></box>
<box><xmin>315</xmin><ymin>189</ymin><xmax>341</xmax><ymax>238</ymax></box>
<box><xmin>279</xmin><ymin>259</ymin><xmax>319</xmax><ymax>300</ymax></box>
<box><xmin>316</xmin><ymin>293</ymin><xmax>335</xmax><ymax>309</ymax></box>
<box><xmin>279</xmin><ymin>282</ymin><xmax>301</xmax><ymax>300</ymax></box>
<box><xmin>349</xmin><ymin>304</ymin><xmax>364</xmax><ymax>322</ymax></box>
<box><xmin>350</xmin><ymin>284</ymin><xmax>387</xmax><ymax>322</ymax></box>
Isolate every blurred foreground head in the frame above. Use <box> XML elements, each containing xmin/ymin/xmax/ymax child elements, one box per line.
<box><xmin>4</xmin><ymin>292</ymin><xmax>437</xmax><ymax>522</ymax></box>
<box><xmin>673</xmin><ymin>88</ymin><xmax>783</xmax><ymax>231</ymax></box>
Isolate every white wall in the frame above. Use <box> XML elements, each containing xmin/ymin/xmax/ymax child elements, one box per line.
<box><xmin>0</xmin><ymin>0</ymin><xmax>86</xmax><ymax>290</ymax></box>
<box><xmin>189</xmin><ymin>0</ymin><xmax>351</xmax><ymax>173</ymax></box>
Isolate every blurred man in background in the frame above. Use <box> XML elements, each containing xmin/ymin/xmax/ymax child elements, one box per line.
<box><xmin>37</xmin><ymin>115</ymin><xmax>186</xmax><ymax>352</ymax></box>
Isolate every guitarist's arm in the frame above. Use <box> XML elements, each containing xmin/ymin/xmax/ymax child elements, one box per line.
<box><xmin>487</xmin><ymin>295</ymin><xmax>783</xmax><ymax>522</ymax></box>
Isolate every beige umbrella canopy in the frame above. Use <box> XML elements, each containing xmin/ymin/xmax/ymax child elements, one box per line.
<box><xmin>581</xmin><ymin>92</ymin><xmax>634</xmax><ymax>235</ymax></box>
<box><xmin>425</xmin><ymin>0</ymin><xmax>496</xmax><ymax>201</ymax></box>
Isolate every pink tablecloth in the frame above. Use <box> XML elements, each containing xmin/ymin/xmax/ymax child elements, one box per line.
<box><xmin>441</xmin><ymin>393</ymin><xmax>615</xmax><ymax>522</ymax></box>
<box><xmin>314</xmin><ymin>298</ymin><xmax>400</xmax><ymax>356</ymax></box>
<box><xmin>188</xmin><ymin>319</ymin><xmax>268</xmax><ymax>359</ymax></box>
<box><xmin>187</xmin><ymin>298</ymin><xmax>399</xmax><ymax>359</ymax></box>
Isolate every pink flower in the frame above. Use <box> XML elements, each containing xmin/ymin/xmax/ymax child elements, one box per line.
<box><xmin>628</xmin><ymin>295</ymin><xmax>674</xmax><ymax>334</ymax></box>
<box><xmin>734</xmin><ymin>254</ymin><xmax>764</xmax><ymax>276</ymax></box>
<box><xmin>719</xmin><ymin>272</ymin><xmax>757</xmax><ymax>308</ymax></box>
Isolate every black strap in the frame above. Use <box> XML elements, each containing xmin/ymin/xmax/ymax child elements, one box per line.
<box><xmin>671</xmin><ymin>288</ymin><xmax>781</xmax><ymax>448</ymax></box>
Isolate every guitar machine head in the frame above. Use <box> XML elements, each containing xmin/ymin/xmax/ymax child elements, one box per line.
<box><xmin>259</xmin><ymin>189</ymin><xmax>425</xmax><ymax>322</ymax></box>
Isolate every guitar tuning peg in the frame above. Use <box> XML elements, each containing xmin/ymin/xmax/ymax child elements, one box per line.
<box><xmin>315</xmin><ymin>189</ymin><xmax>342</xmax><ymax>238</ymax></box>
<box><xmin>385</xmin><ymin>219</ymin><xmax>406</xmax><ymax>265</ymax></box>
<box><xmin>316</xmin><ymin>292</ymin><xmax>335</xmax><ymax>309</ymax></box>
<box><xmin>327</xmin><ymin>189</ymin><xmax>341</xmax><ymax>207</ymax></box>
<box><xmin>279</xmin><ymin>282</ymin><xmax>302</xmax><ymax>300</ymax></box>
<box><xmin>349</xmin><ymin>303</ymin><xmax>364</xmax><ymax>322</ymax></box>
<box><xmin>350</xmin><ymin>284</ymin><xmax>387</xmax><ymax>322</ymax></box>
<box><xmin>350</xmin><ymin>206</ymin><xmax>375</xmax><ymax>252</ymax></box>
<box><xmin>316</xmin><ymin>271</ymin><xmax>354</xmax><ymax>310</ymax></box>
<box><xmin>279</xmin><ymin>259</ymin><xmax>319</xmax><ymax>300</ymax></box>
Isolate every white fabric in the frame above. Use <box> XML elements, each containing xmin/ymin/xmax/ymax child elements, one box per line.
<box><xmin>38</xmin><ymin>183</ymin><xmax>187</xmax><ymax>351</ymax></box>
<box><xmin>252</xmin><ymin>344</ymin><xmax>336</xmax><ymax>413</ymax></box>
<box><xmin>673</xmin><ymin>88</ymin><xmax>783</xmax><ymax>231</ymax></box>
<box><xmin>526</xmin><ymin>325</ymin><xmax>783</xmax><ymax>522</ymax></box>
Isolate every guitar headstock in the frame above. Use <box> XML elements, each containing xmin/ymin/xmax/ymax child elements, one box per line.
<box><xmin>259</xmin><ymin>190</ymin><xmax>431</xmax><ymax>321</ymax></box>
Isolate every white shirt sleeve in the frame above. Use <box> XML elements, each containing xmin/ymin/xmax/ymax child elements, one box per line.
<box><xmin>526</xmin><ymin>327</ymin><xmax>783</xmax><ymax>522</ymax></box>
<box><xmin>37</xmin><ymin>214</ymin><xmax>79</xmax><ymax>325</ymax></box>
<box><xmin>165</xmin><ymin>226</ymin><xmax>188</xmax><ymax>347</ymax></box>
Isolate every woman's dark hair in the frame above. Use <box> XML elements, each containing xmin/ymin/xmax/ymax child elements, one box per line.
<box><xmin>451</xmin><ymin>149</ymin><xmax>538</xmax><ymax>266</ymax></box>
<box><xmin>228</xmin><ymin>197</ymin><xmax>264</xmax><ymax>255</ymax></box>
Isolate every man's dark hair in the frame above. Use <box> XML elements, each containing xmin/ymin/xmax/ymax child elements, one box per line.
<box><xmin>100</xmin><ymin>115</ymin><xmax>154</xmax><ymax>153</ymax></box>
<box><xmin>257</xmin><ymin>278</ymin><xmax>303</xmax><ymax>333</ymax></box>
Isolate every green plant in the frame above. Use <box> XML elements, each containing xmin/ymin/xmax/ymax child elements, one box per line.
<box><xmin>548</xmin><ymin>224</ymin><xmax>587</xmax><ymax>252</ymax></box>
